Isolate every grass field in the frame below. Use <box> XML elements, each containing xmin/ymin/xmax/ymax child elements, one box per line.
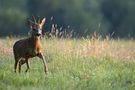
<box><xmin>0</xmin><ymin>37</ymin><xmax>135</xmax><ymax>90</ymax></box>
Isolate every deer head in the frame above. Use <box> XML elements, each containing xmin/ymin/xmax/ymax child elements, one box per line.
<box><xmin>28</xmin><ymin>15</ymin><xmax>46</xmax><ymax>38</ymax></box>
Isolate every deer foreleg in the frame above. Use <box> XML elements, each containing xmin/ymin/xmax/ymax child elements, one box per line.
<box><xmin>38</xmin><ymin>53</ymin><xmax>48</xmax><ymax>74</ymax></box>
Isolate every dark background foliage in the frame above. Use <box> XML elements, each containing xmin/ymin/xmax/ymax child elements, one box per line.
<box><xmin>0</xmin><ymin>0</ymin><xmax>135</xmax><ymax>38</ymax></box>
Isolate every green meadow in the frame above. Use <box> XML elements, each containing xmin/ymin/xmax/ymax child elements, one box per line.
<box><xmin>0</xmin><ymin>37</ymin><xmax>135</xmax><ymax>90</ymax></box>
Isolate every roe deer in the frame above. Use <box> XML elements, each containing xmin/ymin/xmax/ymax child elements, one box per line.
<box><xmin>13</xmin><ymin>15</ymin><xmax>48</xmax><ymax>74</ymax></box>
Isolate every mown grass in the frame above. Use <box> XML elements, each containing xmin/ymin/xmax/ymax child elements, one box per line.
<box><xmin>0</xmin><ymin>37</ymin><xmax>135</xmax><ymax>90</ymax></box>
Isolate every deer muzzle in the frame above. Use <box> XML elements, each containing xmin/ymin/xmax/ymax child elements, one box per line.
<box><xmin>36</xmin><ymin>33</ymin><xmax>41</xmax><ymax>36</ymax></box>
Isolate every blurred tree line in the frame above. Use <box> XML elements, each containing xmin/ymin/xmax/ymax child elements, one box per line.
<box><xmin>0</xmin><ymin>0</ymin><xmax>135</xmax><ymax>38</ymax></box>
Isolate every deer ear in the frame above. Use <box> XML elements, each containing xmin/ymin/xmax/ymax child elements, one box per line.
<box><xmin>40</xmin><ymin>17</ymin><xmax>46</xmax><ymax>27</ymax></box>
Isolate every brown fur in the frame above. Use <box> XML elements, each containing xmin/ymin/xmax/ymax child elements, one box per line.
<box><xmin>13</xmin><ymin>16</ymin><xmax>48</xmax><ymax>74</ymax></box>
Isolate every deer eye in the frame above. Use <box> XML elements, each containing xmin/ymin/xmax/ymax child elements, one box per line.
<box><xmin>33</xmin><ymin>28</ymin><xmax>38</xmax><ymax>32</ymax></box>
<box><xmin>33</xmin><ymin>28</ymin><xmax>36</xmax><ymax>30</ymax></box>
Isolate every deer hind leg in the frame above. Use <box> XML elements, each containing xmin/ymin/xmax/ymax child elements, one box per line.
<box><xmin>25</xmin><ymin>59</ymin><xmax>30</xmax><ymax>73</ymax></box>
<box><xmin>17</xmin><ymin>58</ymin><xmax>26</xmax><ymax>73</ymax></box>
<box><xmin>14</xmin><ymin>59</ymin><xmax>18</xmax><ymax>73</ymax></box>
<box><xmin>38</xmin><ymin>53</ymin><xmax>48</xmax><ymax>74</ymax></box>
<box><xmin>14</xmin><ymin>56</ymin><xmax>20</xmax><ymax>73</ymax></box>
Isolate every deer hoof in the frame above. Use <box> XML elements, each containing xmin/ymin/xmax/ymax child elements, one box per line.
<box><xmin>45</xmin><ymin>70</ymin><xmax>48</xmax><ymax>74</ymax></box>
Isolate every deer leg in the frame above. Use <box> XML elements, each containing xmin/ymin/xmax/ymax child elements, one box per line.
<box><xmin>15</xmin><ymin>58</ymin><xmax>21</xmax><ymax>73</ymax></box>
<box><xmin>38</xmin><ymin>53</ymin><xmax>48</xmax><ymax>74</ymax></box>
<box><xmin>14</xmin><ymin>60</ymin><xmax>18</xmax><ymax>73</ymax></box>
<box><xmin>25</xmin><ymin>59</ymin><xmax>30</xmax><ymax>72</ymax></box>
<box><xmin>18</xmin><ymin>58</ymin><xmax>26</xmax><ymax>73</ymax></box>
<box><xmin>14</xmin><ymin>56</ymin><xmax>20</xmax><ymax>73</ymax></box>
<box><xmin>18</xmin><ymin>62</ymin><xmax>21</xmax><ymax>73</ymax></box>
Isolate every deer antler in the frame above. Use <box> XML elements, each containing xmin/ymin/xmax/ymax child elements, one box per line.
<box><xmin>37</xmin><ymin>16</ymin><xmax>41</xmax><ymax>24</ymax></box>
<box><xmin>32</xmin><ymin>15</ymin><xmax>37</xmax><ymax>23</ymax></box>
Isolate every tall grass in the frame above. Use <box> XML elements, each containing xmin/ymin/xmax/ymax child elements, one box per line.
<box><xmin>0</xmin><ymin>37</ymin><xmax>135</xmax><ymax>90</ymax></box>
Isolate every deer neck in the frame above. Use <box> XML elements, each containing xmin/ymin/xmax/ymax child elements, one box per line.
<box><xmin>30</xmin><ymin>36</ymin><xmax>42</xmax><ymax>54</ymax></box>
